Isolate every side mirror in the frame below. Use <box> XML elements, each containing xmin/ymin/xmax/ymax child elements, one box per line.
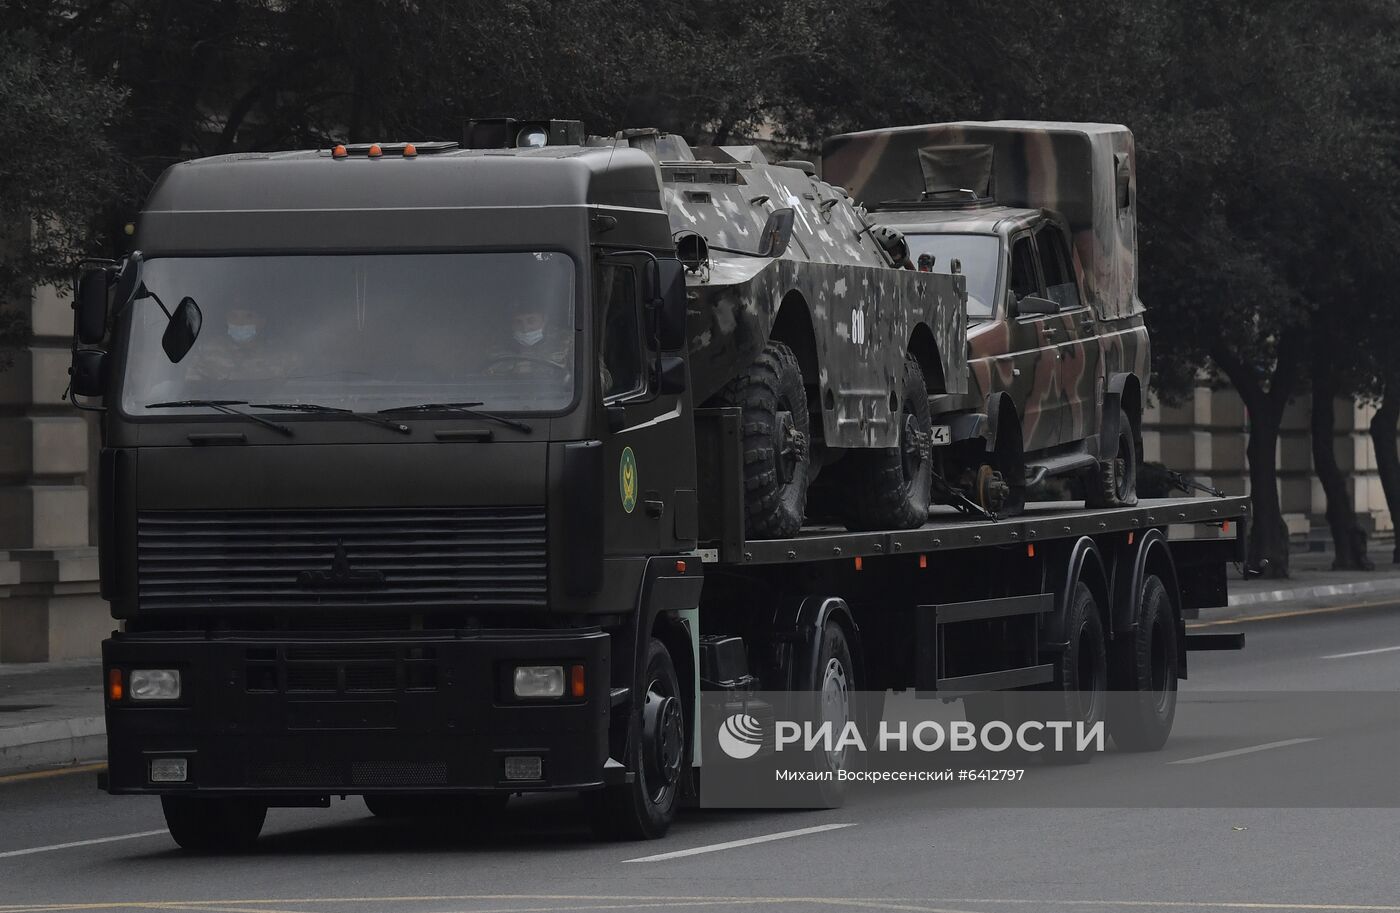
<box><xmin>74</xmin><ymin>268</ymin><xmax>109</xmax><ymax>345</ymax></box>
<box><xmin>655</xmin><ymin>259</ymin><xmax>687</xmax><ymax>351</ymax></box>
<box><xmin>1016</xmin><ymin>295</ymin><xmax>1061</xmax><ymax>316</ymax></box>
<box><xmin>70</xmin><ymin>349</ymin><xmax>107</xmax><ymax>398</ymax></box>
<box><xmin>162</xmin><ymin>296</ymin><xmax>203</xmax><ymax>363</ymax></box>
<box><xmin>656</xmin><ymin>354</ymin><xmax>687</xmax><ymax>395</ymax></box>
<box><xmin>112</xmin><ymin>251</ymin><xmax>146</xmax><ymax>313</ymax></box>
<box><xmin>757</xmin><ymin>208</ymin><xmax>796</xmax><ymax>259</ymax></box>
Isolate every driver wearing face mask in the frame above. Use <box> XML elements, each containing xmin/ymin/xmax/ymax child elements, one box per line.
<box><xmin>184</xmin><ymin>305</ymin><xmax>303</xmax><ymax>383</ymax></box>
<box><xmin>486</xmin><ymin>299</ymin><xmax>572</xmax><ymax>378</ymax></box>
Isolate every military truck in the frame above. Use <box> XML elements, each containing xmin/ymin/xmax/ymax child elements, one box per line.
<box><xmin>68</xmin><ymin>117</ymin><xmax>1245</xmax><ymax>849</ymax></box>
<box><xmin>823</xmin><ymin>122</ymin><xmax>1149</xmax><ymax>516</ymax></box>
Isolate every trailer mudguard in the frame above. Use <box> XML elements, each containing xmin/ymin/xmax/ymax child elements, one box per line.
<box><xmin>1039</xmin><ymin>536</ymin><xmax>1110</xmax><ymax>650</ymax></box>
<box><xmin>771</xmin><ymin>595</ymin><xmax>866</xmax><ymax>695</ymax></box>
<box><xmin>1109</xmin><ymin>527</ymin><xmax>1187</xmax><ymax>679</ymax></box>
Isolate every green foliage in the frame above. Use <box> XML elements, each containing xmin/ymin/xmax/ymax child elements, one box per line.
<box><xmin>0</xmin><ymin>25</ymin><xmax>124</xmax><ymax>370</ymax></box>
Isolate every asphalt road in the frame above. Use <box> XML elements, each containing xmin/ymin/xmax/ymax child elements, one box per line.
<box><xmin>1</xmin><ymin>601</ymin><xmax>1397</xmax><ymax>913</ymax></box>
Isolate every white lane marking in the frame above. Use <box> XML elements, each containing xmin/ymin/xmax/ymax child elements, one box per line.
<box><xmin>1321</xmin><ymin>644</ymin><xmax>1400</xmax><ymax>660</ymax></box>
<box><xmin>0</xmin><ymin>829</ymin><xmax>167</xmax><ymax>859</ymax></box>
<box><xmin>1169</xmin><ymin>737</ymin><xmax>1319</xmax><ymax>765</ymax></box>
<box><xmin>624</xmin><ymin>822</ymin><xmax>856</xmax><ymax>863</ymax></box>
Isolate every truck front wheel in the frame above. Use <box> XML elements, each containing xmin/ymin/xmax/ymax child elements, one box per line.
<box><xmin>160</xmin><ymin>796</ymin><xmax>266</xmax><ymax>853</ymax></box>
<box><xmin>591</xmin><ymin>638</ymin><xmax>687</xmax><ymax>840</ymax></box>
<box><xmin>714</xmin><ymin>341</ymin><xmax>811</xmax><ymax>538</ymax></box>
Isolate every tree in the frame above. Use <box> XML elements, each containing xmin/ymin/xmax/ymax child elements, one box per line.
<box><xmin>0</xmin><ymin>26</ymin><xmax>124</xmax><ymax>371</ymax></box>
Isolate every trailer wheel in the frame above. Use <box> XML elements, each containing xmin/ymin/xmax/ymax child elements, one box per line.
<box><xmin>1086</xmin><ymin>405</ymin><xmax>1138</xmax><ymax>508</ymax></box>
<box><xmin>1107</xmin><ymin>575</ymin><xmax>1179</xmax><ymax>751</ymax></box>
<box><xmin>795</xmin><ymin>619</ymin><xmax>860</xmax><ymax>808</ymax></box>
<box><xmin>591</xmin><ymin>638</ymin><xmax>686</xmax><ymax>840</ymax></box>
<box><xmin>839</xmin><ymin>356</ymin><xmax>933</xmax><ymax>530</ymax></box>
<box><xmin>714</xmin><ymin>340</ymin><xmax>810</xmax><ymax>538</ymax></box>
<box><xmin>1038</xmin><ymin>582</ymin><xmax>1109</xmax><ymax>764</ymax></box>
<box><xmin>160</xmin><ymin>796</ymin><xmax>266</xmax><ymax>853</ymax></box>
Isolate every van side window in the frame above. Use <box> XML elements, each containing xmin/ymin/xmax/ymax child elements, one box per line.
<box><xmin>598</xmin><ymin>265</ymin><xmax>644</xmax><ymax>399</ymax></box>
<box><xmin>1038</xmin><ymin>229</ymin><xmax>1082</xmax><ymax>311</ymax></box>
<box><xmin>1009</xmin><ymin>236</ymin><xmax>1039</xmax><ymax>304</ymax></box>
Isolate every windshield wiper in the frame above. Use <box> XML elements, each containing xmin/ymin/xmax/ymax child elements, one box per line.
<box><xmin>250</xmin><ymin>402</ymin><xmax>411</xmax><ymax>435</ymax></box>
<box><xmin>378</xmin><ymin>401</ymin><xmax>533</xmax><ymax>433</ymax></box>
<box><xmin>146</xmin><ymin>400</ymin><xmax>294</xmax><ymax>437</ymax></box>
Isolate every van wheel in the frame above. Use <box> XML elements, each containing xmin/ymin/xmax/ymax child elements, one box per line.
<box><xmin>714</xmin><ymin>341</ymin><xmax>810</xmax><ymax>539</ymax></box>
<box><xmin>161</xmin><ymin>796</ymin><xmax>266</xmax><ymax>853</ymax></box>
<box><xmin>590</xmin><ymin>638</ymin><xmax>686</xmax><ymax>840</ymax></box>
<box><xmin>1087</xmin><ymin>405</ymin><xmax>1138</xmax><ymax>507</ymax></box>
<box><xmin>1107</xmin><ymin>575</ymin><xmax>1179</xmax><ymax>751</ymax></box>
<box><xmin>839</xmin><ymin>356</ymin><xmax>933</xmax><ymax>530</ymax></box>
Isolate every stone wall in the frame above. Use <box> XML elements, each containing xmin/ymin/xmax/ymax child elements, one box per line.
<box><xmin>0</xmin><ymin>278</ymin><xmax>107</xmax><ymax>662</ymax></box>
<box><xmin>1142</xmin><ymin>386</ymin><xmax>1393</xmax><ymax>544</ymax></box>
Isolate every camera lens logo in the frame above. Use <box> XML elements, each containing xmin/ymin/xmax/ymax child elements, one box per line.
<box><xmin>717</xmin><ymin>713</ymin><xmax>764</xmax><ymax>760</ymax></box>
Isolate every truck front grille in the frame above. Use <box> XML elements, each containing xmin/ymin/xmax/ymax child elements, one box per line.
<box><xmin>136</xmin><ymin>507</ymin><xmax>547</xmax><ymax>612</ymax></box>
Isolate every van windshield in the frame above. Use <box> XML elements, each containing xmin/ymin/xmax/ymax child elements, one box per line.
<box><xmin>119</xmin><ymin>252</ymin><xmax>577</xmax><ymax>415</ymax></box>
<box><xmin>903</xmin><ymin>233</ymin><xmax>1000</xmax><ymax>318</ymax></box>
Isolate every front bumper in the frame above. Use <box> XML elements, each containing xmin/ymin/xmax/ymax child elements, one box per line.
<box><xmin>102</xmin><ymin>628</ymin><xmax>613</xmax><ymax>796</ymax></box>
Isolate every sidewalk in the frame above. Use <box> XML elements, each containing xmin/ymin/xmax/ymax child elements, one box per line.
<box><xmin>2</xmin><ymin>553</ymin><xmax>1399</xmax><ymax>775</ymax></box>
<box><xmin>0</xmin><ymin>659</ymin><xmax>104</xmax><ymax>775</ymax></box>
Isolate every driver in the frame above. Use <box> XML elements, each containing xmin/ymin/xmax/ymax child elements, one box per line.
<box><xmin>184</xmin><ymin>305</ymin><xmax>304</xmax><ymax>383</ymax></box>
<box><xmin>486</xmin><ymin>298</ymin><xmax>572</xmax><ymax>377</ymax></box>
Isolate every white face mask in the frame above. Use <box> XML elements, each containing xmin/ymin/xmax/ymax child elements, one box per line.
<box><xmin>228</xmin><ymin>324</ymin><xmax>257</xmax><ymax>343</ymax></box>
<box><xmin>514</xmin><ymin>327</ymin><xmax>545</xmax><ymax>347</ymax></box>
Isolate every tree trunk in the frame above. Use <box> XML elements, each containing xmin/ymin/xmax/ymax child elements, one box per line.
<box><xmin>1310</xmin><ymin>377</ymin><xmax>1372</xmax><ymax>569</ymax></box>
<box><xmin>1368</xmin><ymin>383</ymin><xmax>1400</xmax><ymax>564</ymax></box>
<box><xmin>1244</xmin><ymin>403</ymin><xmax>1291</xmax><ymax>578</ymax></box>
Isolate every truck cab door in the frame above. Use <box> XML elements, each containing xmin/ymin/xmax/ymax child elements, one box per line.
<box><xmin>598</xmin><ymin>260</ymin><xmax>697</xmax><ymax>557</ymax></box>
<box><xmin>1006</xmin><ymin>232</ymin><xmax>1061</xmax><ymax>452</ymax></box>
<box><xmin>1035</xmin><ymin>226</ymin><xmax>1101</xmax><ymax>447</ymax></box>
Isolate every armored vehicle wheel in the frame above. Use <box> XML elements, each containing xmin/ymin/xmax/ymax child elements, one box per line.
<box><xmin>161</xmin><ymin>796</ymin><xmax>266</xmax><ymax>852</ymax></box>
<box><xmin>1086</xmin><ymin>405</ymin><xmax>1138</xmax><ymax>508</ymax></box>
<box><xmin>714</xmin><ymin>341</ymin><xmax>811</xmax><ymax>538</ymax></box>
<box><xmin>590</xmin><ymin>638</ymin><xmax>686</xmax><ymax>840</ymax></box>
<box><xmin>1107</xmin><ymin>575</ymin><xmax>1179</xmax><ymax>751</ymax></box>
<box><xmin>839</xmin><ymin>356</ymin><xmax>933</xmax><ymax>530</ymax></box>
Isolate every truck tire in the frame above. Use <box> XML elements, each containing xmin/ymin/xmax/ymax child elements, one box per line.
<box><xmin>839</xmin><ymin>356</ymin><xmax>933</xmax><ymax>530</ymax></box>
<box><xmin>590</xmin><ymin>638</ymin><xmax>686</xmax><ymax>840</ymax></box>
<box><xmin>1107</xmin><ymin>575</ymin><xmax>1179</xmax><ymax>751</ymax></box>
<box><xmin>714</xmin><ymin>341</ymin><xmax>810</xmax><ymax>538</ymax></box>
<box><xmin>793</xmin><ymin>619</ymin><xmax>861</xmax><ymax>808</ymax></box>
<box><xmin>1038</xmin><ymin>581</ymin><xmax>1109</xmax><ymax>764</ymax></box>
<box><xmin>161</xmin><ymin>796</ymin><xmax>266</xmax><ymax>852</ymax></box>
<box><xmin>1086</xmin><ymin>405</ymin><xmax>1138</xmax><ymax>508</ymax></box>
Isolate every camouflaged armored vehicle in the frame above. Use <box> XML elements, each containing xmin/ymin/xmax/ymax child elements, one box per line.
<box><xmin>585</xmin><ymin>126</ymin><xmax>968</xmax><ymax>537</ymax></box>
<box><xmin>823</xmin><ymin>121</ymin><xmax>1149</xmax><ymax>515</ymax></box>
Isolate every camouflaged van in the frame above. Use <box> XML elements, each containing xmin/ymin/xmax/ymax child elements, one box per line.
<box><xmin>823</xmin><ymin>122</ymin><xmax>1149</xmax><ymax>515</ymax></box>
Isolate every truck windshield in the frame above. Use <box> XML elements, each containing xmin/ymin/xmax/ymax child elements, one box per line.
<box><xmin>119</xmin><ymin>252</ymin><xmax>577</xmax><ymax>415</ymax></box>
<box><xmin>903</xmin><ymin>233</ymin><xmax>999</xmax><ymax>319</ymax></box>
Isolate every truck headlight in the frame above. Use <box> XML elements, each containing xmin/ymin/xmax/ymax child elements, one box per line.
<box><xmin>129</xmin><ymin>669</ymin><xmax>181</xmax><ymax>701</ymax></box>
<box><xmin>513</xmin><ymin>665</ymin><xmax>564</xmax><ymax>698</ymax></box>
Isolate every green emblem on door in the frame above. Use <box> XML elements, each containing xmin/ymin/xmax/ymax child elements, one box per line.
<box><xmin>619</xmin><ymin>446</ymin><xmax>638</xmax><ymax>514</ymax></box>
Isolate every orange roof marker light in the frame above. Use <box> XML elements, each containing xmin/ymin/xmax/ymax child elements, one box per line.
<box><xmin>331</xmin><ymin>144</ymin><xmax>348</xmax><ymax>159</ymax></box>
<box><xmin>402</xmin><ymin>143</ymin><xmax>418</xmax><ymax>157</ymax></box>
<box><xmin>367</xmin><ymin>143</ymin><xmax>383</xmax><ymax>158</ymax></box>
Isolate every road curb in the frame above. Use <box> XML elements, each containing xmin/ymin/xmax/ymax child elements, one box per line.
<box><xmin>0</xmin><ymin>716</ymin><xmax>105</xmax><ymax>776</ymax></box>
<box><xmin>1226</xmin><ymin>575</ymin><xmax>1400</xmax><ymax>607</ymax></box>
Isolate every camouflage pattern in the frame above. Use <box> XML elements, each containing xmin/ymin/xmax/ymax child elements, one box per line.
<box><xmin>600</xmin><ymin>131</ymin><xmax>967</xmax><ymax>450</ymax></box>
<box><xmin>183</xmin><ymin>332</ymin><xmax>306</xmax><ymax>384</ymax></box>
<box><xmin>822</xmin><ymin>122</ymin><xmax>1149</xmax><ymax>462</ymax></box>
